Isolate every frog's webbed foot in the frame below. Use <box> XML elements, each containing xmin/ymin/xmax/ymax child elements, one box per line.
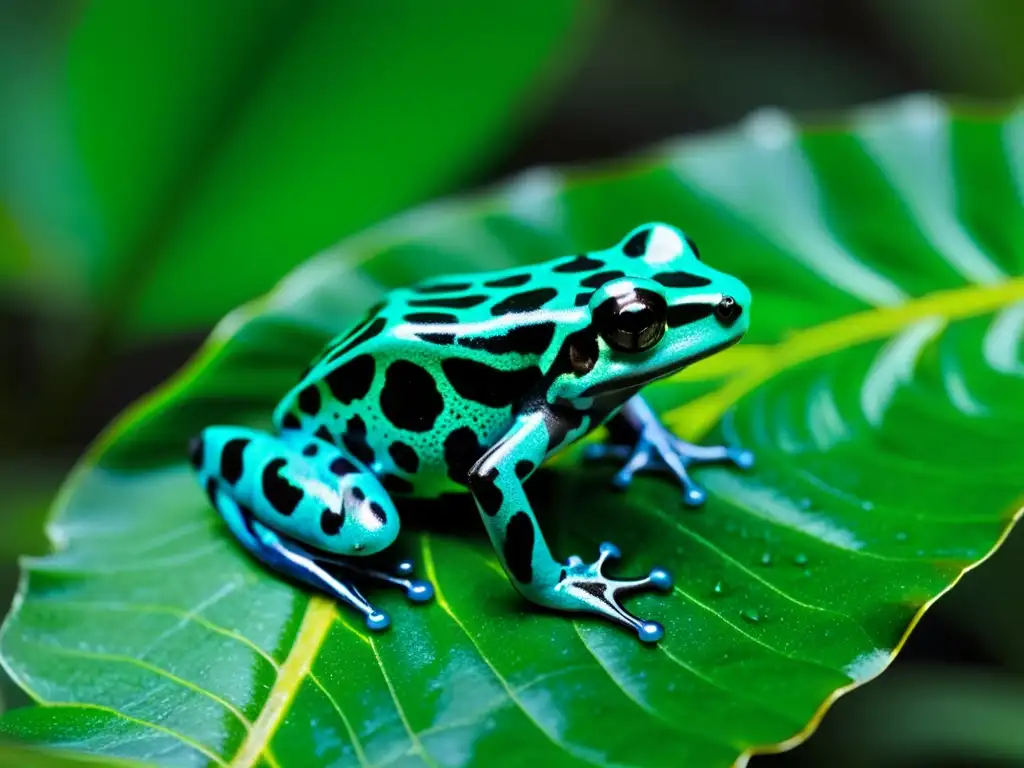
<box><xmin>246</xmin><ymin>517</ymin><xmax>393</xmax><ymax>631</ymax></box>
<box><xmin>314</xmin><ymin>552</ymin><xmax>435</xmax><ymax>604</ymax></box>
<box><xmin>555</xmin><ymin>542</ymin><xmax>673</xmax><ymax>643</ymax></box>
<box><xmin>584</xmin><ymin>433</ymin><xmax>753</xmax><ymax>506</ymax></box>
<box><xmin>253</xmin><ymin>527</ymin><xmax>436</xmax><ymax>632</ymax></box>
<box><xmin>585</xmin><ymin>398</ymin><xmax>753</xmax><ymax>507</ymax></box>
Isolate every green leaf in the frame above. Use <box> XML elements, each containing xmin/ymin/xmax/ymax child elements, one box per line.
<box><xmin>2</xmin><ymin>94</ymin><xmax>1023</xmax><ymax>767</ymax></box>
<box><xmin>0</xmin><ymin>0</ymin><xmax>590</xmax><ymax>336</ymax></box>
<box><xmin>0</xmin><ymin>738</ymin><xmax>145</xmax><ymax>768</ymax></box>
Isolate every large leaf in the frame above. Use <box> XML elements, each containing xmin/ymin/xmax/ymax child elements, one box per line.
<box><xmin>1</xmin><ymin>95</ymin><xmax>1023</xmax><ymax>767</ymax></box>
<box><xmin>0</xmin><ymin>0</ymin><xmax>589</xmax><ymax>336</ymax></box>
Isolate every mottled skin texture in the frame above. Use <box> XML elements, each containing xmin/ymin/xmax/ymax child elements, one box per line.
<box><xmin>190</xmin><ymin>223</ymin><xmax>753</xmax><ymax>642</ymax></box>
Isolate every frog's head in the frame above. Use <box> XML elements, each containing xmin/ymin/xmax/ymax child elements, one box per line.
<box><xmin>548</xmin><ymin>222</ymin><xmax>751</xmax><ymax>403</ymax></box>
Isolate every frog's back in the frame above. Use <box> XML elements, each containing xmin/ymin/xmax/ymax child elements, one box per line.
<box><xmin>273</xmin><ymin>257</ymin><xmax>601</xmax><ymax>498</ymax></box>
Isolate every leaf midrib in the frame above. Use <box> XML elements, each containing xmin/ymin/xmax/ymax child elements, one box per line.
<box><xmin>230</xmin><ymin>598</ymin><xmax>335</xmax><ymax>768</ymax></box>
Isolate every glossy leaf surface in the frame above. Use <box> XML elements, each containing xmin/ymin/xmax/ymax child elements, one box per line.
<box><xmin>0</xmin><ymin>0</ymin><xmax>586</xmax><ymax>335</ymax></box>
<box><xmin>0</xmin><ymin>739</ymin><xmax>138</xmax><ymax>768</ymax></box>
<box><xmin>1</xmin><ymin>96</ymin><xmax>1023</xmax><ymax>767</ymax></box>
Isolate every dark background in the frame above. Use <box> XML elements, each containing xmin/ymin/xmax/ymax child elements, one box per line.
<box><xmin>2</xmin><ymin>1</ymin><xmax>1023</xmax><ymax>765</ymax></box>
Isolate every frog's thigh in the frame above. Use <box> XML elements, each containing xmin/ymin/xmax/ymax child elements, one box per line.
<box><xmin>192</xmin><ymin>426</ymin><xmax>399</xmax><ymax>628</ymax></box>
<box><xmin>190</xmin><ymin>426</ymin><xmax>400</xmax><ymax>556</ymax></box>
<box><xmin>466</xmin><ymin>412</ymin><xmax>564</xmax><ymax>598</ymax></box>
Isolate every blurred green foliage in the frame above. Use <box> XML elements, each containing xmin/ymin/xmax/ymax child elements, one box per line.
<box><xmin>0</xmin><ymin>0</ymin><xmax>591</xmax><ymax>337</ymax></box>
<box><xmin>798</xmin><ymin>666</ymin><xmax>1024</xmax><ymax>765</ymax></box>
<box><xmin>1</xmin><ymin>1</ymin><xmax>1024</xmax><ymax>766</ymax></box>
<box><xmin>867</xmin><ymin>0</ymin><xmax>1024</xmax><ymax>99</ymax></box>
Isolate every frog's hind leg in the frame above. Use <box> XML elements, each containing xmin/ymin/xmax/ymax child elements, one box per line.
<box><xmin>202</xmin><ymin>475</ymin><xmax>391</xmax><ymax>630</ymax></box>
<box><xmin>584</xmin><ymin>396</ymin><xmax>753</xmax><ymax>507</ymax></box>
<box><xmin>311</xmin><ymin>553</ymin><xmax>435</xmax><ymax>603</ymax></box>
<box><xmin>191</xmin><ymin>426</ymin><xmax>431</xmax><ymax>631</ymax></box>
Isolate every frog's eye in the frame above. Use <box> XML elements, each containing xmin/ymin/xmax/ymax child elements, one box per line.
<box><xmin>592</xmin><ymin>287</ymin><xmax>667</xmax><ymax>353</ymax></box>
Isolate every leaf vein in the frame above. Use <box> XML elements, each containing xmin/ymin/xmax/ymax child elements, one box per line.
<box><xmin>35</xmin><ymin>644</ymin><xmax>253</xmax><ymax>729</ymax></box>
<box><xmin>231</xmin><ymin>597</ymin><xmax>335</xmax><ymax>768</ymax></box>
<box><xmin>421</xmin><ymin>536</ymin><xmax>606</xmax><ymax>766</ymax></box>
<box><xmin>27</xmin><ymin>539</ymin><xmax>227</xmax><ymax>575</ymax></box>
<box><xmin>308</xmin><ymin>670</ymin><xmax>371</xmax><ymax>768</ymax></box>
<box><xmin>671</xmin><ymin>583</ymin><xmax>849</xmax><ymax>677</ymax></box>
<box><xmin>656</xmin><ymin>644</ymin><xmax>802</xmax><ymax>727</ymax></box>
<box><xmin>33</xmin><ymin>700</ymin><xmax>229</xmax><ymax>767</ymax></box>
<box><xmin>653</xmin><ymin>507</ymin><xmax>878</xmax><ymax>647</ymax></box>
<box><xmin>32</xmin><ymin>597</ymin><xmax>280</xmax><ymax>671</ymax></box>
<box><xmin>365</xmin><ymin>633</ymin><xmax>437</xmax><ymax>768</ymax></box>
<box><xmin>572</xmin><ymin>622</ymin><xmax>744</xmax><ymax>752</ymax></box>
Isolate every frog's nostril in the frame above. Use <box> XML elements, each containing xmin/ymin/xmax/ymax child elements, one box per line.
<box><xmin>714</xmin><ymin>296</ymin><xmax>741</xmax><ymax>326</ymax></box>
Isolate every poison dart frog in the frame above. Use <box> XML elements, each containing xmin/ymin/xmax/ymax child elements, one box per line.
<box><xmin>189</xmin><ymin>223</ymin><xmax>753</xmax><ymax>643</ymax></box>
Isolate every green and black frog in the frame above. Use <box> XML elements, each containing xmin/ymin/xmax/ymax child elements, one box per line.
<box><xmin>189</xmin><ymin>223</ymin><xmax>753</xmax><ymax>643</ymax></box>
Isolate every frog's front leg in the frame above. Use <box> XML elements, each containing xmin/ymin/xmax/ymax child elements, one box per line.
<box><xmin>192</xmin><ymin>427</ymin><xmax>432</xmax><ymax>631</ymax></box>
<box><xmin>585</xmin><ymin>396</ymin><xmax>754</xmax><ymax>506</ymax></box>
<box><xmin>468</xmin><ymin>410</ymin><xmax>673</xmax><ymax>643</ymax></box>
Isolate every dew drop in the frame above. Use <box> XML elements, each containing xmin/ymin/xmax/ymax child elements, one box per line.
<box><xmin>793</xmin><ymin>552</ymin><xmax>809</xmax><ymax>567</ymax></box>
<box><xmin>798</xmin><ymin>497</ymin><xmax>812</xmax><ymax>510</ymax></box>
<box><xmin>861</xmin><ymin>500</ymin><xmax>875</xmax><ymax>512</ymax></box>
<box><xmin>712</xmin><ymin>580</ymin><xmax>725</xmax><ymax>595</ymax></box>
<box><xmin>759</xmin><ymin>552</ymin><xmax>773</xmax><ymax>566</ymax></box>
<box><xmin>895</xmin><ymin>531</ymin><xmax>908</xmax><ymax>542</ymax></box>
<box><xmin>741</xmin><ymin>608</ymin><xmax>762</xmax><ymax>624</ymax></box>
